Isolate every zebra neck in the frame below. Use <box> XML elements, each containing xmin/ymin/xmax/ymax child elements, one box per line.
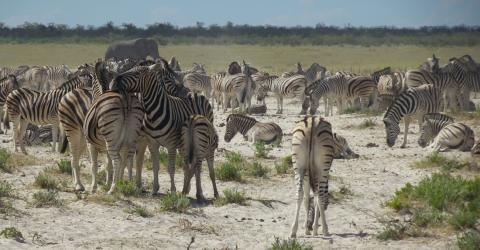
<box><xmin>56</xmin><ymin>77</ymin><xmax>85</xmax><ymax>92</ymax></box>
<box><xmin>237</xmin><ymin>118</ymin><xmax>257</xmax><ymax>135</ymax></box>
<box><xmin>385</xmin><ymin>97</ymin><xmax>416</xmax><ymax>124</ymax></box>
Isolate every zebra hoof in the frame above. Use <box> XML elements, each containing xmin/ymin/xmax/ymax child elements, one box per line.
<box><xmin>289</xmin><ymin>233</ymin><xmax>297</xmax><ymax>238</ymax></box>
<box><xmin>400</xmin><ymin>145</ymin><xmax>407</xmax><ymax>149</ymax></box>
<box><xmin>75</xmin><ymin>184</ymin><xmax>85</xmax><ymax>192</ymax></box>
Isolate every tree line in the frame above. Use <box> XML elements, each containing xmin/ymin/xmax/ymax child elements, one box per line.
<box><xmin>1</xmin><ymin>22</ymin><xmax>479</xmax><ymax>46</ymax></box>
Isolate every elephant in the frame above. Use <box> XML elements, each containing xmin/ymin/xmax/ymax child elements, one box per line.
<box><xmin>104</xmin><ymin>38</ymin><xmax>160</xmax><ymax>60</ymax></box>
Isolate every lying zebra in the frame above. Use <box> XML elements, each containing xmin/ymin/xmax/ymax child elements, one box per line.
<box><xmin>224</xmin><ymin>114</ymin><xmax>283</xmax><ymax>145</ymax></box>
<box><xmin>418</xmin><ymin>113</ymin><xmax>475</xmax><ymax>152</ymax></box>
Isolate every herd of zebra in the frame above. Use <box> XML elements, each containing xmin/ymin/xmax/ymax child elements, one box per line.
<box><xmin>0</xmin><ymin>53</ymin><xmax>479</xmax><ymax>238</ymax></box>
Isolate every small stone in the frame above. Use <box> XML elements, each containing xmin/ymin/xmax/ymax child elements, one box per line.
<box><xmin>241</xmin><ymin>217</ymin><xmax>246</xmax><ymax>221</ymax></box>
<box><xmin>68</xmin><ymin>237</ymin><xmax>74</xmax><ymax>241</ymax></box>
<box><xmin>259</xmin><ymin>219</ymin><xmax>264</xmax><ymax>222</ymax></box>
<box><xmin>224</xmin><ymin>215</ymin><xmax>229</xmax><ymax>218</ymax></box>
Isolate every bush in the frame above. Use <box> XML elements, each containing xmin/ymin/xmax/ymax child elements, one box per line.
<box><xmin>57</xmin><ymin>159</ymin><xmax>72</xmax><ymax>175</ymax></box>
<box><xmin>115</xmin><ymin>180</ymin><xmax>142</xmax><ymax>197</ymax></box>
<box><xmin>0</xmin><ymin>227</ymin><xmax>23</xmax><ymax>241</ymax></box>
<box><xmin>254</xmin><ymin>141</ymin><xmax>271</xmax><ymax>158</ymax></box>
<box><xmin>0</xmin><ymin>181</ymin><xmax>13</xmax><ymax>198</ymax></box>
<box><xmin>457</xmin><ymin>231</ymin><xmax>480</xmax><ymax>250</ymax></box>
<box><xmin>275</xmin><ymin>155</ymin><xmax>292</xmax><ymax>175</ymax></box>
<box><xmin>215</xmin><ymin>162</ymin><xmax>242</xmax><ymax>181</ymax></box>
<box><xmin>160</xmin><ymin>192</ymin><xmax>190</xmax><ymax>213</ymax></box>
<box><xmin>34</xmin><ymin>171</ymin><xmax>59</xmax><ymax>190</ymax></box>
<box><xmin>31</xmin><ymin>190</ymin><xmax>62</xmax><ymax>208</ymax></box>
<box><xmin>245</xmin><ymin>162</ymin><xmax>269</xmax><ymax>178</ymax></box>
<box><xmin>126</xmin><ymin>206</ymin><xmax>153</xmax><ymax>218</ymax></box>
<box><xmin>268</xmin><ymin>237</ymin><xmax>313</xmax><ymax>250</ymax></box>
<box><xmin>215</xmin><ymin>188</ymin><xmax>247</xmax><ymax>206</ymax></box>
<box><xmin>386</xmin><ymin>173</ymin><xmax>480</xmax><ymax>232</ymax></box>
<box><xmin>225</xmin><ymin>151</ymin><xmax>244</xmax><ymax>164</ymax></box>
<box><xmin>0</xmin><ymin>148</ymin><xmax>11</xmax><ymax>172</ymax></box>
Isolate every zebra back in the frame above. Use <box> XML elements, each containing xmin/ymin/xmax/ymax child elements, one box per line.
<box><xmin>224</xmin><ymin>114</ymin><xmax>257</xmax><ymax>142</ymax></box>
<box><xmin>181</xmin><ymin>114</ymin><xmax>218</xmax><ymax>167</ymax></box>
<box><xmin>418</xmin><ymin>113</ymin><xmax>455</xmax><ymax>147</ymax></box>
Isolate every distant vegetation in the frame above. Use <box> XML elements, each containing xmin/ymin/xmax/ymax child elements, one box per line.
<box><xmin>1</xmin><ymin>22</ymin><xmax>479</xmax><ymax>46</ymax></box>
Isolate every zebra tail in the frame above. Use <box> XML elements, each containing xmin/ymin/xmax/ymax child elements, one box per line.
<box><xmin>3</xmin><ymin>110</ymin><xmax>10</xmax><ymax>130</ymax></box>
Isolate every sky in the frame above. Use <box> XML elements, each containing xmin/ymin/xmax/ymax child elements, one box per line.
<box><xmin>0</xmin><ymin>0</ymin><xmax>479</xmax><ymax>28</ymax></box>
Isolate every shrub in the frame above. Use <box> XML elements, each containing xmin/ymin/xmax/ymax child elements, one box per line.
<box><xmin>0</xmin><ymin>227</ymin><xmax>23</xmax><ymax>241</ymax></box>
<box><xmin>275</xmin><ymin>155</ymin><xmax>292</xmax><ymax>175</ymax></box>
<box><xmin>56</xmin><ymin>159</ymin><xmax>72</xmax><ymax>175</ymax></box>
<box><xmin>115</xmin><ymin>180</ymin><xmax>142</xmax><ymax>197</ymax></box>
<box><xmin>34</xmin><ymin>171</ymin><xmax>59</xmax><ymax>190</ymax></box>
<box><xmin>225</xmin><ymin>151</ymin><xmax>244</xmax><ymax>164</ymax></box>
<box><xmin>215</xmin><ymin>188</ymin><xmax>247</xmax><ymax>206</ymax></box>
<box><xmin>31</xmin><ymin>190</ymin><xmax>62</xmax><ymax>207</ymax></box>
<box><xmin>245</xmin><ymin>162</ymin><xmax>269</xmax><ymax>178</ymax></box>
<box><xmin>331</xmin><ymin>185</ymin><xmax>353</xmax><ymax>202</ymax></box>
<box><xmin>457</xmin><ymin>230</ymin><xmax>480</xmax><ymax>250</ymax></box>
<box><xmin>160</xmin><ymin>192</ymin><xmax>190</xmax><ymax>213</ymax></box>
<box><xmin>215</xmin><ymin>162</ymin><xmax>242</xmax><ymax>181</ymax></box>
<box><xmin>0</xmin><ymin>181</ymin><xmax>13</xmax><ymax>198</ymax></box>
<box><xmin>0</xmin><ymin>148</ymin><xmax>11</xmax><ymax>172</ymax></box>
<box><xmin>126</xmin><ymin>206</ymin><xmax>153</xmax><ymax>218</ymax></box>
<box><xmin>268</xmin><ymin>237</ymin><xmax>313</xmax><ymax>250</ymax></box>
<box><xmin>254</xmin><ymin>141</ymin><xmax>271</xmax><ymax>158</ymax></box>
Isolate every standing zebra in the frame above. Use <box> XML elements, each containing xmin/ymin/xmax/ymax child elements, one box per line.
<box><xmin>332</xmin><ymin>133</ymin><xmax>359</xmax><ymax>159</ymax></box>
<box><xmin>43</xmin><ymin>65</ymin><xmax>73</xmax><ymax>91</ymax></box>
<box><xmin>181</xmin><ymin>115</ymin><xmax>219</xmax><ymax>201</ymax></box>
<box><xmin>383</xmin><ymin>84</ymin><xmax>441</xmax><ymax>148</ymax></box>
<box><xmin>23</xmin><ymin>66</ymin><xmax>48</xmax><ymax>91</ymax></box>
<box><xmin>377</xmin><ymin>71</ymin><xmax>407</xmax><ymax>111</ymax></box>
<box><xmin>5</xmin><ymin>74</ymin><xmax>92</xmax><ymax>154</ymax></box>
<box><xmin>296</xmin><ymin>62</ymin><xmax>326</xmax><ymax>84</ymax></box>
<box><xmin>418</xmin><ymin>113</ymin><xmax>474</xmax><ymax>152</ymax></box>
<box><xmin>58</xmin><ymin>61</ymin><xmax>113</xmax><ymax>191</ymax></box>
<box><xmin>109</xmin><ymin>59</ymin><xmax>213</xmax><ymax>194</ymax></box>
<box><xmin>254</xmin><ymin>72</ymin><xmax>308</xmax><ymax>114</ymax></box>
<box><xmin>290</xmin><ymin>116</ymin><xmax>334</xmax><ymax>237</ymax></box>
<box><xmin>304</xmin><ymin>75</ymin><xmax>347</xmax><ymax>116</ymax></box>
<box><xmin>405</xmin><ymin>69</ymin><xmax>460</xmax><ymax>111</ymax></box>
<box><xmin>0</xmin><ymin>75</ymin><xmax>20</xmax><ymax>134</ymax></box>
<box><xmin>220</xmin><ymin>61</ymin><xmax>254</xmax><ymax>113</ymax></box>
<box><xmin>184</xmin><ymin>72</ymin><xmax>212</xmax><ymax>99</ymax></box>
<box><xmin>83</xmin><ymin>90</ymin><xmax>144</xmax><ymax>194</ymax></box>
<box><xmin>224</xmin><ymin>114</ymin><xmax>283</xmax><ymax>145</ymax></box>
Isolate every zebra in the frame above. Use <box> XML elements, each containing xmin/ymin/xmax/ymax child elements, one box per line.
<box><xmin>83</xmin><ymin>90</ymin><xmax>144</xmax><ymax>194</ymax></box>
<box><xmin>304</xmin><ymin>75</ymin><xmax>348</xmax><ymax>116</ymax></box>
<box><xmin>174</xmin><ymin>63</ymin><xmax>206</xmax><ymax>85</ymax></box>
<box><xmin>58</xmin><ymin>61</ymin><xmax>114</xmax><ymax>191</ymax></box>
<box><xmin>0</xmin><ymin>65</ymin><xmax>29</xmax><ymax>79</ymax></box>
<box><xmin>296</xmin><ymin>62</ymin><xmax>326</xmax><ymax>84</ymax></box>
<box><xmin>184</xmin><ymin>72</ymin><xmax>212</xmax><ymax>99</ymax></box>
<box><xmin>290</xmin><ymin>115</ymin><xmax>334</xmax><ymax>237</ymax></box>
<box><xmin>405</xmin><ymin>69</ymin><xmax>460</xmax><ymax>111</ymax></box>
<box><xmin>472</xmin><ymin>140</ymin><xmax>480</xmax><ymax>159</ymax></box>
<box><xmin>23</xmin><ymin>66</ymin><xmax>48</xmax><ymax>91</ymax></box>
<box><xmin>419</xmin><ymin>54</ymin><xmax>440</xmax><ymax>73</ymax></box>
<box><xmin>219</xmin><ymin>61</ymin><xmax>254</xmax><ymax>113</ymax></box>
<box><xmin>377</xmin><ymin>71</ymin><xmax>407</xmax><ymax>110</ymax></box>
<box><xmin>246</xmin><ymin>103</ymin><xmax>267</xmax><ymax>114</ymax></box>
<box><xmin>43</xmin><ymin>65</ymin><xmax>73</xmax><ymax>91</ymax></box>
<box><xmin>418</xmin><ymin>113</ymin><xmax>455</xmax><ymax>147</ymax></box>
<box><xmin>254</xmin><ymin>72</ymin><xmax>308</xmax><ymax>114</ymax></box>
<box><xmin>180</xmin><ymin>115</ymin><xmax>219</xmax><ymax>201</ymax></box>
<box><xmin>169</xmin><ymin>56</ymin><xmax>181</xmax><ymax>71</ymax></box>
<box><xmin>109</xmin><ymin>59</ymin><xmax>213</xmax><ymax>194</ymax></box>
<box><xmin>418</xmin><ymin>113</ymin><xmax>474</xmax><ymax>152</ymax></box>
<box><xmin>4</xmin><ymin>74</ymin><xmax>92</xmax><ymax>154</ymax></box>
<box><xmin>0</xmin><ymin>75</ymin><xmax>20</xmax><ymax>134</ymax></box>
<box><xmin>224</xmin><ymin>114</ymin><xmax>283</xmax><ymax>145</ymax></box>
<box><xmin>332</xmin><ymin>133</ymin><xmax>359</xmax><ymax>159</ymax></box>
<box><xmin>442</xmin><ymin>57</ymin><xmax>480</xmax><ymax>110</ymax></box>
<box><xmin>383</xmin><ymin>84</ymin><xmax>441</xmax><ymax>148</ymax></box>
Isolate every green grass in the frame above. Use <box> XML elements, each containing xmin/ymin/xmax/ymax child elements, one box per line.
<box><xmin>215</xmin><ymin>162</ymin><xmax>242</xmax><ymax>181</ymax></box>
<box><xmin>386</xmin><ymin>173</ymin><xmax>480</xmax><ymax>232</ymax></box>
<box><xmin>0</xmin><ymin>148</ymin><xmax>11</xmax><ymax>173</ymax></box>
<box><xmin>34</xmin><ymin>171</ymin><xmax>59</xmax><ymax>190</ymax></box>
<box><xmin>268</xmin><ymin>237</ymin><xmax>313</xmax><ymax>250</ymax></box>
<box><xmin>0</xmin><ymin>227</ymin><xmax>24</xmax><ymax>241</ymax></box>
<box><xmin>275</xmin><ymin>155</ymin><xmax>292</xmax><ymax>175</ymax></box>
<box><xmin>254</xmin><ymin>141</ymin><xmax>272</xmax><ymax>158</ymax></box>
<box><xmin>126</xmin><ymin>206</ymin><xmax>153</xmax><ymax>218</ymax></box>
<box><xmin>31</xmin><ymin>190</ymin><xmax>62</xmax><ymax>208</ymax></box>
<box><xmin>0</xmin><ymin>181</ymin><xmax>13</xmax><ymax>198</ymax></box>
<box><xmin>330</xmin><ymin>185</ymin><xmax>354</xmax><ymax>202</ymax></box>
<box><xmin>56</xmin><ymin>159</ymin><xmax>72</xmax><ymax>175</ymax></box>
<box><xmin>457</xmin><ymin>231</ymin><xmax>480</xmax><ymax>250</ymax></box>
<box><xmin>413</xmin><ymin>152</ymin><xmax>469</xmax><ymax>172</ymax></box>
<box><xmin>214</xmin><ymin>188</ymin><xmax>247</xmax><ymax>206</ymax></box>
<box><xmin>245</xmin><ymin>162</ymin><xmax>269</xmax><ymax>178</ymax></box>
<box><xmin>376</xmin><ymin>222</ymin><xmax>426</xmax><ymax>241</ymax></box>
<box><xmin>2</xmin><ymin>44</ymin><xmax>479</xmax><ymax>75</ymax></box>
<box><xmin>115</xmin><ymin>180</ymin><xmax>142</xmax><ymax>197</ymax></box>
<box><xmin>160</xmin><ymin>192</ymin><xmax>190</xmax><ymax>213</ymax></box>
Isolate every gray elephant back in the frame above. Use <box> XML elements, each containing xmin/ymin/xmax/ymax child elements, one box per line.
<box><xmin>105</xmin><ymin>38</ymin><xmax>159</xmax><ymax>60</ymax></box>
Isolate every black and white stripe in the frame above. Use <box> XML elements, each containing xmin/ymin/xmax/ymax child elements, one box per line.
<box><xmin>224</xmin><ymin>113</ymin><xmax>283</xmax><ymax>145</ymax></box>
<box><xmin>418</xmin><ymin>113</ymin><xmax>455</xmax><ymax>147</ymax></box>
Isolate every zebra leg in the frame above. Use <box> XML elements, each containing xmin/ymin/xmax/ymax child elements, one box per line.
<box><xmin>88</xmin><ymin>145</ymin><xmax>99</xmax><ymax>193</ymax></box>
<box><xmin>401</xmin><ymin>117</ymin><xmax>410</xmax><ymax>148</ymax></box>
<box><xmin>195</xmin><ymin>162</ymin><xmax>206</xmax><ymax>202</ymax></box>
<box><xmin>106</xmin><ymin>155</ymin><xmax>113</xmax><ymax>189</ymax></box>
<box><xmin>303</xmin><ymin>179</ymin><xmax>311</xmax><ymax>235</ymax></box>
<box><xmin>290</xmin><ymin>168</ymin><xmax>305</xmax><ymax>238</ymax></box>
<box><xmin>206</xmin><ymin>153</ymin><xmax>219</xmax><ymax>198</ymax></box>
<box><xmin>150</xmin><ymin>143</ymin><xmax>161</xmax><ymax>194</ymax></box>
<box><xmin>18</xmin><ymin>120</ymin><xmax>28</xmax><ymax>155</ymax></box>
<box><xmin>276</xmin><ymin>96</ymin><xmax>283</xmax><ymax>114</ymax></box>
<box><xmin>182</xmin><ymin>164</ymin><xmax>194</xmax><ymax>195</ymax></box>
<box><xmin>300</xmin><ymin>97</ymin><xmax>309</xmax><ymax>115</ymax></box>
<box><xmin>51</xmin><ymin>124</ymin><xmax>58</xmax><ymax>152</ymax></box>
<box><xmin>107</xmin><ymin>151</ymin><xmax>122</xmax><ymax>195</ymax></box>
<box><xmin>135</xmin><ymin>138</ymin><xmax>148</xmax><ymax>189</ymax></box>
<box><xmin>167</xmin><ymin>147</ymin><xmax>177</xmax><ymax>193</ymax></box>
<box><xmin>71</xmin><ymin>135</ymin><xmax>85</xmax><ymax>191</ymax></box>
<box><xmin>319</xmin><ymin>193</ymin><xmax>329</xmax><ymax>236</ymax></box>
<box><xmin>222</xmin><ymin>93</ymin><xmax>228</xmax><ymax>113</ymax></box>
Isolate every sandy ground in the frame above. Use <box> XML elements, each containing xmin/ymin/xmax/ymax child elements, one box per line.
<box><xmin>0</xmin><ymin>96</ymin><xmax>479</xmax><ymax>250</ymax></box>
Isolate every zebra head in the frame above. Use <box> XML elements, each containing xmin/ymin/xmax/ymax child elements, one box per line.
<box><xmin>333</xmin><ymin>133</ymin><xmax>359</xmax><ymax>159</ymax></box>
<box><xmin>256</xmin><ymin>84</ymin><xmax>269</xmax><ymax>102</ymax></box>
<box><xmin>383</xmin><ymin>117</ymin><xmax>400</xmax><ymax>147</ymax></box>
<box><xmin>471</xmin><ymin>140</ymin><xmax>480</xmax><ymax>159</ymax></box>
<box><xmin>224</xmin><ymin>114</ymin><xmax>237</xmax><ymax>142</ymax></box>
<box><xmin>418</xmin><ymin>119</ymin><xmax>434</xmax><ymax>148</ymax></box>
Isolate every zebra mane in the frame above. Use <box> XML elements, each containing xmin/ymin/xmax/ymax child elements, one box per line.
<box><xmin>422</xmin><ymin>113</ymin><xmax>455</xmax><ymax>123</ymax></box>
<box><xmin>55</xmin><ymin>74</ymin><xmax>92</xmax><ymax>90</ymax></box>
<box><xmin>227</xmin><ymin>61</ymin><xmax>241</xmax><ymax>75</ymax></box>
<box><xmin>226</xmin><ymin>113</ymin><xmax>257</xmax><ymax>124</ymax></box>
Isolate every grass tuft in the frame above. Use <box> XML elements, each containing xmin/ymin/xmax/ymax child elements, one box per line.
<box><xmin>0</xmin><ymin>227</ymin><xmax>24</xmax><ymax>241</ymax></box>
<box><xmin>0</xmin><ymin>181</ymin><xmax>13</xmax><ymax>198</ymax></box>
<box><xmin>413</xmin><ymin>152</ymin><xmax>468</xmax><ymax>172</ymax></box>
<box><xmin>268</xmin><ymin>237</ymin><xmax>313</xmax><ymax>250</ymax></box>
<box><xmin>245</xmin><ymin>162</ymin><xmax>269</xmax><ymax>178</ymax></box>
<box><xmin>31</xmin><ymin>190</ymin><xmax>62</xmax><ymax>208</ymax></box>
<box><xmin>215</xmin><ymin>188</ymin><xmax>247</xmax><ymax>206</ymax></box>
<box><xmin>56</xmin><ymin>159</ymin><xmax>72</xmax><ymax>175</ymax></box>
<box><xmin>275</xmin><ymin>155</ymin><xmax>292</xmax><ymax>175</ymax></box>
<box><xmin>0</xmin><ymin>148</ymin><xmax>11</xmax><ymax>172</ymax></box>
<box><xmin>457</xmin><ymin>230</ymin><xmax>480</xmax><ymax>250</ymax></box>
<box><xmin>358</xmin><ymin>118</ymin><xmax>377</xmax><ymax>129</ymax></box>
<box><xmin>215</xmin><ymin>162</ymin><xmax>242</xmax><ymax>182</ymax></box>
<box><xmin>126</xmin><ymin>206</ymin><xmax>153</xmax><ymax>218</ymax></box>
<box><xmin>160</xmin><ymin>192</ymin><xmax>190</xmax><ymax>213</ymax></box>
<box><xmin>34</xmin><ymin>171</ymin><xmax>59</xmax><ymax>190</ymax></box>
<box><xmin>254</xmin><ymin>141</ymin><xmax>272</xmax><ymax>158</ymax></box>
<box><xmin>115</xmin><ymin>180</ymin><xmax>142</xmax><ymax>197</ymax></box>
